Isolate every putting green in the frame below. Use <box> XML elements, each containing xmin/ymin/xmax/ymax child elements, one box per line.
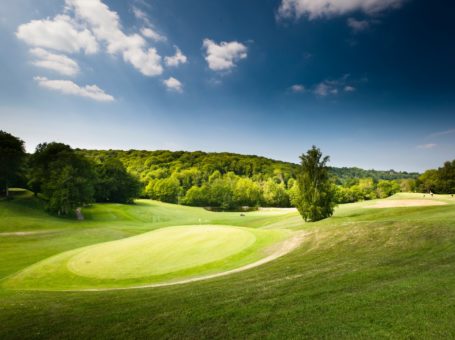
<box><xmin>5</xmin><ymin>225</ymin><xmax>292</xmax><ymax>290</ymax></box>
<box><xmin>68</xmin><ymin>226</ymin><xmax>256</xmax><ymax>279</ymax></box>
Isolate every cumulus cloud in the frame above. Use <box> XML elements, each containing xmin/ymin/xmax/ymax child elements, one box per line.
<box><xmin>34</xmin><ymin>76</ymin><xmax>114</xmax><ymax>102</ymax></box>
<box><xmin>347</xmin><ymin>18</ymin><xmax>370</xmax><ymax>32</ymax></box>
<box><xmin>344</xmin><ymin>85</ymin><xmax>356</xmax><ymax>92</ymax></box>
<box><xmin>64</xmin><ymin>0</ymin><xmax>163</xmax><ymax>76</ymax></box>
<box><xmin>165</xmin><ymin>47</ymin><xmax>187</xmax><ymax>67</ymax></box>
<box><xmin>16</xmin><ymin>15</ymin><xmax>98</xmax><ymax>54</ymax></box>
<box><xmin>203</xmin><ymin>39</ymin><xmax>247</xmax><ymax>71</ymax></box>
<box><xmin>141</xmin><ymin>27</ymin><xmax>166</xmax><ymax>42</ymax></box>
<box><xmin>290</xmin><ymin>84</ymin><xmax>305</xmax><ymax>93</ymax></box>
<box><xmin>30</xmin><ymin>48</ymin><xmax>79</xmax><ymax>76</ymax></box>
<box><xmin>277</xmin><ymin>0</ymin><xmax>406</xmax><ymax>20</ymax></box>
<box><xmin>163</xmin><ymin>77</ymin><xmax>183</xmax><ymax>92</ymax></box>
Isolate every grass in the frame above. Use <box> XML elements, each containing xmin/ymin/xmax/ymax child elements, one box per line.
<box><xmin>5</xmin><ymin>225</ymin><xmax>290</xmax><ymax>290</ymax></box>
<box><xmin>1</xmin><ymin>192</ymin><xmax>455</xmax><ymax>338</ymax></box>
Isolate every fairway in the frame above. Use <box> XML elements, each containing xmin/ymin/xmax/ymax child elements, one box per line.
<box><xmin>2</xmin><ymin>193</ymin><xmax>455</xmax><ymax>338</ymax></box>
<box><xmin>69</xmin><ymin>226</ymin><xmax>256</xmax><ymax>279</ymax></box>
<box><xmin>4</xmin><ymin>222</ymin><xmax>292</xmax><ymax>290</ymax></box>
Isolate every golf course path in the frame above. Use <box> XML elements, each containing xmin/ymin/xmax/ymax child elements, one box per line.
<box><xmin>73</xmin><ymin>231</ymin><xmax>306</xmax><ymax>292</ymax></box>
<box><xmin>0</xmin><ymin>230</ymin><xmax>59</xmax><ymax>237</ymax></box>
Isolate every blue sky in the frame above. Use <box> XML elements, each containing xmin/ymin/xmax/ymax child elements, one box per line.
<box><xmin>1</xmin><ymin>0</ymin><xmax>454</xmax><ymax>172</ymax></box>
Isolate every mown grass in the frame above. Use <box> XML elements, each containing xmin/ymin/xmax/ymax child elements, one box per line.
<box><xmin>5</xmin><ymin>226</ymin><xmax>290</xmax><ymax>290</ymax></box>
<box><xmin>1</xmin><ymin>192</ymin><xmax>455</xmax><ymax>339</ymax></box>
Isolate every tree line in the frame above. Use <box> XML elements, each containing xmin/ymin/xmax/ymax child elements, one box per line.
<box><xmin>0</xmin><ymin>131</ymin><xmax>140</xmax><ymax>215</ymax></box>
<box><xmin>417</xmin><ymin>160</ymin><xmax>455</xmax><ymax>194</ymax></box>
<box><xmin>1</xmin><ymin>130</ymin><xmax>439</xmax><ymax>218</ymax></box>
<box><xmin>78</xmin><ymin>149</ymin><xmax>421</xmax><ymax>209</ymax></box>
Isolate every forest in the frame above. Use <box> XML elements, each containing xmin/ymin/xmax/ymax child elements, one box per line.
<box><xmin>78</xmin><ymin>149</ymin><xmax>421</xmax><ymax>209</ymax></box>
<box><xmin>1</xmin><ymin>130</ymin><xmax>454</xmax><ymax>215</ymax></box>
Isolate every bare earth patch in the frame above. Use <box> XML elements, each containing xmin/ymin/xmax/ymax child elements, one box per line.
<box><xmin>367</xmin><ymin>200</ymin><xmax>447</xmax><ymax>209</ymax></box>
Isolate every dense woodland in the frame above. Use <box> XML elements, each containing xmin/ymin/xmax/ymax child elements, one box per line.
<box><xmin>78</xmin><ymin>149</ymin><xmax>421</xmax><ymax>209</ymax></box>
<box><xmin>2</xmin><ymin>130</ymin><xmax>454</xmax><ymax>215</ymax></box>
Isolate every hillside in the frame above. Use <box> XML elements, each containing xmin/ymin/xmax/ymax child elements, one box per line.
<box><xmin>75</xmin><ymin>149</ymin><xmax>419</xmax><ymax>208</ymax></box>
<box><xmin>79</xmin><ymin>149</ymin><xmax>419</xmax><ymax>183</ymax></box>
<box><xmin>1</xmin><ymin>192</ymin><xmax>455</xmax><ymax>338</ymax></box>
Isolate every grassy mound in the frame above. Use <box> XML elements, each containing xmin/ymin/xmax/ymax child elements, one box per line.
<box><xmin>5</xmin><ymin>225</ymin><xmax>290</xmax><ymax>290</ymax></box>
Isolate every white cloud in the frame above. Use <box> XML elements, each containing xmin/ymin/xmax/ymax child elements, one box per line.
<box><xmin>347</xmin><ymin>18</ymin><xmax>370</xmax><ymax>32</ymax></box>
<box><xmin>277</xmin><ymin>0</ymin><xmax>406</xmax><ymax>20</ymax></box>
<box><xmin>290</xmin><ymin>84</ymin><xmax>305</xmax><ymax>93</ymax></box>
<box><xmin>65</xmin><ymin>0</ymin><xmax>163</xmax><ymax>76</ymax></box>
<box><xmin>123</xmin><ymin>47</ymin><xmax>163</xmax><ymax>76</ymax></box>
<box><xmin>313</xmin><ymin>75</ymin><xmax>358</xmax><ymax>96</ymax></box>
<box><xmin>132</xmin><ymin>6</ymin><xmax>151</xmax><ymax>25</ymax></box>
<box><xmin>16</xmin><ymin>15</ymin><xmax>98</xmax><ymax>54</ymax></box>
<box><xmin>30</xmin><ymin>48</ymin><xmax>79</xmax><ymax>76</ymax></box>
<box><xmin>34</xmin><ymin>76</ymin><xmax>114</xmax><ymax>102</ymax></box>
<box><xmin>417</xmin><ymin>143</ymin><xmax>437</xmax><ymax>150</ymax></box>
<box><xmin>203</xmin><ymin>39</ymin><xmax>247</xmax><ymax>71</ymax></box>
<box><xmin>141</xmin><ymin>27</ymin><xmax>166</xmax><ymax>42</ymax></box>
<box><xmin>163</xmin><ymin>77</ymin><xmax>183</xmax><ymax>92</ymax></box>
<box><xmin>426</xmin><ymin>129</ymin><xmax>455</xmax><ymax>139</ymax></box>
<box><xmin>165</xmin><ymin>47</ymin><xmax>187</xmax><ymax>67</ymax></box>
<box><xmin>314</xmin><ymin>82</ymin><xmax>335</xmax><ymax>96</ymax></box>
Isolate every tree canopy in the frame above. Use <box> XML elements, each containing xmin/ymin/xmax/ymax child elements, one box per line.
<box><xmin>0</xmin><ymin>131</ymin><xmax>26</xmax><ymax>197</ymax></box>
<box><xmin>94</xmin><ymin>158</ymin><xmax>141</xmax><ymax>203</ymax></box>
<box><xmin>294</xmin><ymin>146</ymin><xmax>336</xmax><ymax>222</ymax></box>
<box><xmin>0</xmin><ymin>132</ymin><xmax>426</xmax><ymax>216</ymax></box>
<box><xmin>417</xmin><ymin>161</ymin><xmax>455</xmax><ymax>194</ymax></box>
<box><xmin>28</xmin><ymin>143</ymin><xmax>95</xmax><ymax>215</ymax></box>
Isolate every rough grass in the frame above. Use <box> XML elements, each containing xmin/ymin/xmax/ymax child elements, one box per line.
<box><xmin>1</xmin><ymin>192</ymin><xmax>455</xmax><ymax>339</ymax></box>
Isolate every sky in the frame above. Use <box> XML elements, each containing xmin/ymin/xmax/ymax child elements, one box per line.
<box><xmin>1</xmin><ymin>0</ymin><xmax>454</xmax><ymax>172</ymax></box>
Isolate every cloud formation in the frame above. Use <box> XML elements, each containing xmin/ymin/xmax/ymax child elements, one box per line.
<box><xmin>16</xmin><ymin>15</ymin><xmax>98</xmax><ymax>54</ymax></box>
<box><xmin>426</xmin><ymin>129</ymin><xmax>455</xmax><ymax>139</ymax></box>
<box><xmin>30</xmin><ymin>48</ymin><xmax>80</xmax><ymax>76</ymax></box>
<box><xmin>163</xmin><ymin>77</ymin><xmax>183</xmax><ymax>92</ymax></box>
<box><xmin>290</xmin><ymin>84</ymin><xmax>305</xmax><ymax>93</ymax></box>
<box><xmin>417</xmin><ymin>143</ymin><xmax>437</xmax><ymax>150</ymax></box>
<box><xmin>16</xmin><ymin>0</ymin><xmax>177</xmax><ymax>78</ymax></box>
<box><xmin>203</xmin><ymin>39</ymin><xmax>247</xmax><ymax>71</ymax></box>
<box><xmin>347</xmin><ymin>18</ymin><xmax>370</xmax><ymax>32</ymax></box>
<box><xmin>277</xmin><ymin>0</ymin><xmax>406</xmax><ymax>20</ymax></box>
<box><xmin>165</xmin><ymin>47</ymin><xmax>188</xmax><ymax>67</ymax></box>
<box><xmin>34</xmin><ymin>76</ymin><xmax>114</xmax><ymax>102</ymax></box>
<box><xmin>313</xmin><ymin>75</ymin><xmax>357</xmax><ymax>96</ymax></box>
<box><xmin>141</xmin><ymin>27</ymin><xmax>166</xmax><ymax>42</ymax></box>
<box><xmin>66</xmin><ymin>0</ymin><xmax>164</xmax><ymax>76</ymax></box>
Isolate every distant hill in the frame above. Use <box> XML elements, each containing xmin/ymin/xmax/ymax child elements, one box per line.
<box><xmin>329</xmin><ymin>167</ymin><xmax>419</xmax><ymax>183</ymax></box>
<box><xmin>78</xmin><ymin>149</ymin><xmax>419</xmax><ymax>183</ymax></box>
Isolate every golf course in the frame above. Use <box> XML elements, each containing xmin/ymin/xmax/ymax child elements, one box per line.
<box><xmin>1</xmin><ymin>190</ymin><xmax>455</xmax><ymax>338</ymax></box>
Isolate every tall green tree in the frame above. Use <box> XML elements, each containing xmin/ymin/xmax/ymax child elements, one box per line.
<box><xmin>295</xmin><ymin>146</ymin><xmax>336</xmax><ymax>222</ymax></box>
<box><xmin>438</xmin><ymin>160</ymin><xmax>455</xmax><ymax>194</ymax></box>
<box><xmin>0</xmin><ymin>131</ymin><xmax>26</xmax><ymax>197</ymax></box>
<box><xmin>28</xmin><ymin>143</ymin><xmax>95</xmax><ymax>215</ymax></box>
<box><xmin>94</xmin><ymin>158</ymin><xmax>141</xmax><ymax>203</ymax></box>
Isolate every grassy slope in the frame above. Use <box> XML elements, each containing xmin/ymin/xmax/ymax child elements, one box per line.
<box><xmin>1</xmin><ymin>193</ymin><xmax>455</xmax><ymax>338</ymax></box>
<box><xmin>5</xmin><ymin>226</ymin><xmax>290</xmax><ymax>290</ymax></box>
